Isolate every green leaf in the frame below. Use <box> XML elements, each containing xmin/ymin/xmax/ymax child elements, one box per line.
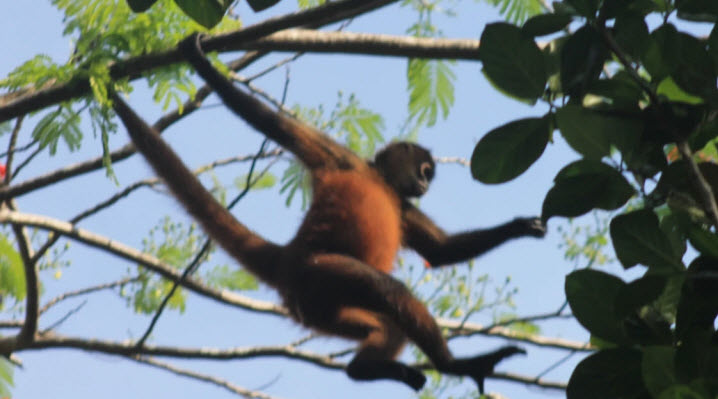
<box><xmin>614</xmin><ymin>14</ymin><xmax>650</xmax><ymax>62</ymax></box>
<box><xmin>0</xmin><ymin>235</ymin><xmax>26</xmax><ymax>305</ymax></box>
<box><xmin>687</xmin><ymin>225</ymin><xmax>718</xmax><ymax>259</ymax></box>
<box><xmin>173</xmin><ymin>0</ymin><xmax>229</xmax><ymax>28</ymax></box>
<box><xmin>565</xmin><ymin>0</ymin><xmax>599</xmax><ymax>18</ymax></box>
<box><xmin>206</xmin><ymin>265</ymin><xmax>258</xmax><ymax>291</ymax></box>
<box><xmin>588</xmin><ymin>72</ymin><xmax>644</xmax><ymax>106</ymax></box>
<box><xmin>643</xmin><ymin>24</ymin><xmax>681</xmax><ymax>82</ymax></box>
<box><xmin>642</xmin><ymin>346</ymin><xmax>677</xmax><ymax>398</ymax></box>
<box><xmin>480</xmin><ymin>23</ymin><xmax>546</xmax><ymax>103</ymax></box>
<box><xmin>709</xmin><ymin>24</ymin><xmax>718</xmax><ymax>74</ymax></box>
<box><xmin>671</xmin><ymin>32</ymin><xmax>717</xmax><ymax>98</ymax></box>
<box><xmin>556</xmin><ymin>104</ymin><xmax>642</xmax><ymax>159</ymax></box>
<box><xmin>567</xmin><ymin>348</ymin><xmax>647</xmax><ymax>399</ymax></box>
<box><xmin>565</xmin><ymin>269</ymin><xmax>628</xmax><ymax>344</ymax></box>
<box><xmin>560</xmin><ymin>25</ymin><xmax>607</xmax><ymax>98</ymax></box>
<box><xmin>615</xmin><ymin>275</ymin><xmax>668</xmax><ymax>319</ymax></box>
<box><xmin>521</xmin><ymin>13</ymin><xmax>572</xmax><ymax>37</ymax></box>
<box><xmin>247</xmin><ymin>0</ymin><xmax>282</xmax><ymax>11</ymax></box>
<box><xmin>471</xmin><ymin>117</ymin><xmax>550</xmax><ymax>184</ymax></box>
<box><xmin>610</xmin><ymin>209</ymin><xmax>684</xmax><ymax>270</ymax></box>
<box><xmin>235</xmin><ymin>173</ymin><xmax>276</xmax><ymax>191</ymax></box>
<box><xmin>676</xmin><ymin>0</ymin><xmax>718</xmax><ymax>22</ymax></box>
<box><xmin>0</xmin><ymin>357</ymin><xmax>13</xmax><ymax>397</ymax></box>
<box><xmin>657</xmin><ymin>77</ymin><xmax>704</xmax><ymax>104</ymax></box>
<box><xmin>407</xmin><ymin>59</ymin><xmax>456</xmax><ymax>127</ymax></box>
<box><xmin>542</xmin><ymin>160</ymin><xmax>635</xmax><ymax>220</ymax></box>
<box><xmin>657</xmin><ymin>385</ymin><xmax>707</xmax><ymax>399</ymax></box>
<box><xmin>127</xmin><ymin>0</ymin><xmax>158</xmax><ymax>12</ymax></box>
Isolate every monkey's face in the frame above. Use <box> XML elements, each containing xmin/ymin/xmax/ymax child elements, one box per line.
<box><xmin>374</xmin><ymin>142</ymin><xmax>435</xmax><ymax>198</ymax></box>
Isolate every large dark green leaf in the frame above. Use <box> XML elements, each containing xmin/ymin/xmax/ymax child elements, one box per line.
<box><xmin>610</xmin><ymin>209</ymin><xmax>684</xmax><ymax>270</ymax></box>
<box><xmin>615</xmin><ymin>275</ymin><xmax>668</xmax><ymax>319</ymax></box>
<box><xmin>471</xmin><ymin>117</ymin><xmax>550</xmax><ymax>184</ymax></box>
<box><xmin>480</xmin><ymin>23</ymin><xmax>547</xmax><ymax>103</ymax></box>
<box><xmin>567</xmin><ymin>348</ymin><xmax>647</xmax><ymax>399</ymax></box>
<box><xmin>676</xmin><ymin>0</ymin><xmax>718</xmax><ymax>22</ymax></box>
<box><xmin>174</xmin><ymin>0</ymin><xmax>230</xmax><ymax>28</ymax></box>
<box><xmin>127</xmin><ymin>0</ymin><xmax>157</xmax><ymax>12</ymax></box>
<box><xmin>643</xmin><ymin>24</ymin><xmax>681</xmax><ymax>82</ymax></box>
<box><xmin>542</xmin><ymin>160</ymin><xmax>635</xmax><ymax>220</ymax></box>
<box><xmin>247</xmin><ymin>0</ymin><xmax>282</xmax><ymax>11</ymax></box>
<box><xmin>556</xmin><ymin>104</ymin><xmax>642</xmax><ymax>159</ymax></box>
<box><xmin>642</xmin><ymin>346</ymin><xmax>677</xmax><ymax>398</ymax></box>
<box><xmin>614</xmin><ymin>14</ymin><xmax>650</xmax><ymax>62</ymax></box>
<box><xmin>560</xmin><ymin>25</ymin><xmax>607</xmax><ymax>98</ymax></box>
<box><xmin>672</xmin><ymin>32</ymin><xmax>717</xmax><ymax>98</ymax></box>
<box><xmin>565</xmin><ymin>269</ymin><xmax>628</xmax><ymax>344</ymax></box>
<box><xmin>521</xmin><ymin>13</ymin><xmax>572</xmax><ymax>37</ymax></box>
<box><xmin>565</xmin><ymin>0</ymin><xmax>599</xmax><ymax>18</ymax></box>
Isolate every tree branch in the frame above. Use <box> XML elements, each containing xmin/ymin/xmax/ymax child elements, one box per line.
<box><xmin>0</xmin><ymin>0</ymin><xmax>398</xmax><ymax>123</ymax></box>
<box><xmin>22</xmin><ymin>332</ymin><xmax>566</xmax><ymax>391</ymax></box>
<box><xmin>438</xmin><ymin>318</ymin><xmax>593</xmax><ymax>352</ymax></box>
<box><xmin>0</xmin><ymin>51</ymin><xmax>264</xmax><ymax>202</ymax></box>
<box><xmin>38</xmin><ymin>277</ymin><xmax>140</xmax><ymax>315</ymax></box>
<box><xmin>0</xmin><ymin>209</ymin><xmax>288</xmax><ymax>317</ymax></box>
<box><xmin>239</xmin><ymin>29</ymin><xmax>480</xmax><ymax>59</ymax></box>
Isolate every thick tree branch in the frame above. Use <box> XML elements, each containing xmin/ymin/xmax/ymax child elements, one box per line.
<box><xmin>0</xmin><ymin>0</ymin><xmax>397</xmax><ymax>123</ymax></box>
<box><xmin>20</xmin><ymin>333</ymin><xmax>566</xmax><ymax>390</ymax></box>
<box><xmin>240</xmin><ymin>28</ymin><xmax>480</xmax><ymax>59</ymax></box>
<box><xmin>0</xmin><ymin>209</ymin><xmax>287</xmax><ymax>316</ymax></box>
<box><xmin>0</xmin><ymin>51</ymin><xmax>264</xmax><ymax>202</ymax></box>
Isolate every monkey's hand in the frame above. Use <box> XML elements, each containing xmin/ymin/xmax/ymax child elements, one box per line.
<box><xmin>512</xmin><ymin>217</ymin><xmax>546</xmax><ymax>238</ymax></box>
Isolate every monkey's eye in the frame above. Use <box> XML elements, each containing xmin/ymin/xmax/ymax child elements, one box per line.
<box><xmin>420</xmin><ymin>162</ymin><xmax>434</xmax><ymax>180</ymax></box>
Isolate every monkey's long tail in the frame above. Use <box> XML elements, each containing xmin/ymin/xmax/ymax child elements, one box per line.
<box><xmin>112</xmin><ymin>93</ymin><xmax>283</xmax><ymax>287</ymax></box>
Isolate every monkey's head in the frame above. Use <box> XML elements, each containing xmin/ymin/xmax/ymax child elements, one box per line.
<box><xmin>373</xmin><ymin>142</ymin><xmax>435</xmax><ymax>198</ymax></box>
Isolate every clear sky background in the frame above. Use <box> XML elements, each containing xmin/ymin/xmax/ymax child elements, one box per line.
<box><xmin>0</xmin><ymin>1</ymin><xmax>632</xmax><ymax>398</ymax></box>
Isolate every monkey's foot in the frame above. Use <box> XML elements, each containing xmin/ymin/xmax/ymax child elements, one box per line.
<box><xmin>346</xmin><ymin>359</ymin><xmax>427</xmax><ymax>391</ymax></box>
<box><xmin>446</xmin><ymin>345</ymin><xmax>526</xmax><ymax>394</ymax></box>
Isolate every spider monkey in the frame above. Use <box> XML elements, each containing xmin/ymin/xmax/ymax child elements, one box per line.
<box><xmin>109</xmin><ymin>33</ymin><xmax>546</xmax><ymax>393</ymax></box>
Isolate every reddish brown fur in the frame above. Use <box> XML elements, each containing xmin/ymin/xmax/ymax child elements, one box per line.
<box><xmin>109</xmin><ymin>33</ymin><xmax>545</xmax><ymax>393</ymax></box>
<box><xmin>293</xmin><ymin>169</ymin><xmax>401</xmax><ymax>273</ymax></box>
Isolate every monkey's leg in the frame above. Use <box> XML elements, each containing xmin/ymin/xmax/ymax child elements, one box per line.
<box><xmin>296</xmin><ymin>254</ymin><xmax>524</xmax><ymax>393</ymax></box>
<box><xmin>310</xmin><ymin>306</ymin><xmax>425</xmax><ymax>390</ymax></box>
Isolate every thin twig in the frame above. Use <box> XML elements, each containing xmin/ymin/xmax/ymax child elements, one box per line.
<box><xmin>39</xmin><ymin>276</ymin><xmax>140</xmax><ymax>315</ymax></box>
<box><xmin>40</xmin><ymin>300</ymin><xmax>87</xmax><ymax>334</ymax></box>
<box><xmin>132</xmin><ymin>356</ymin><xmax>285</xmax><ymax>399</ymax></box>
<box><xmin>135</xmin><ymin>139</ymin><xmax>272</xmax><ymax>347</ymax></box>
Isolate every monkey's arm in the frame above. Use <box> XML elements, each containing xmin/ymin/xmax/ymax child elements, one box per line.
<box><xmin>178</xmin><ymin>33</ymin><xmax>364</xmax><ymax>171</ymax></box>
<box><xmin>401</xmin><ymin>202</ymin><xmax>545</xmax><ymax>268</ymax></box>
